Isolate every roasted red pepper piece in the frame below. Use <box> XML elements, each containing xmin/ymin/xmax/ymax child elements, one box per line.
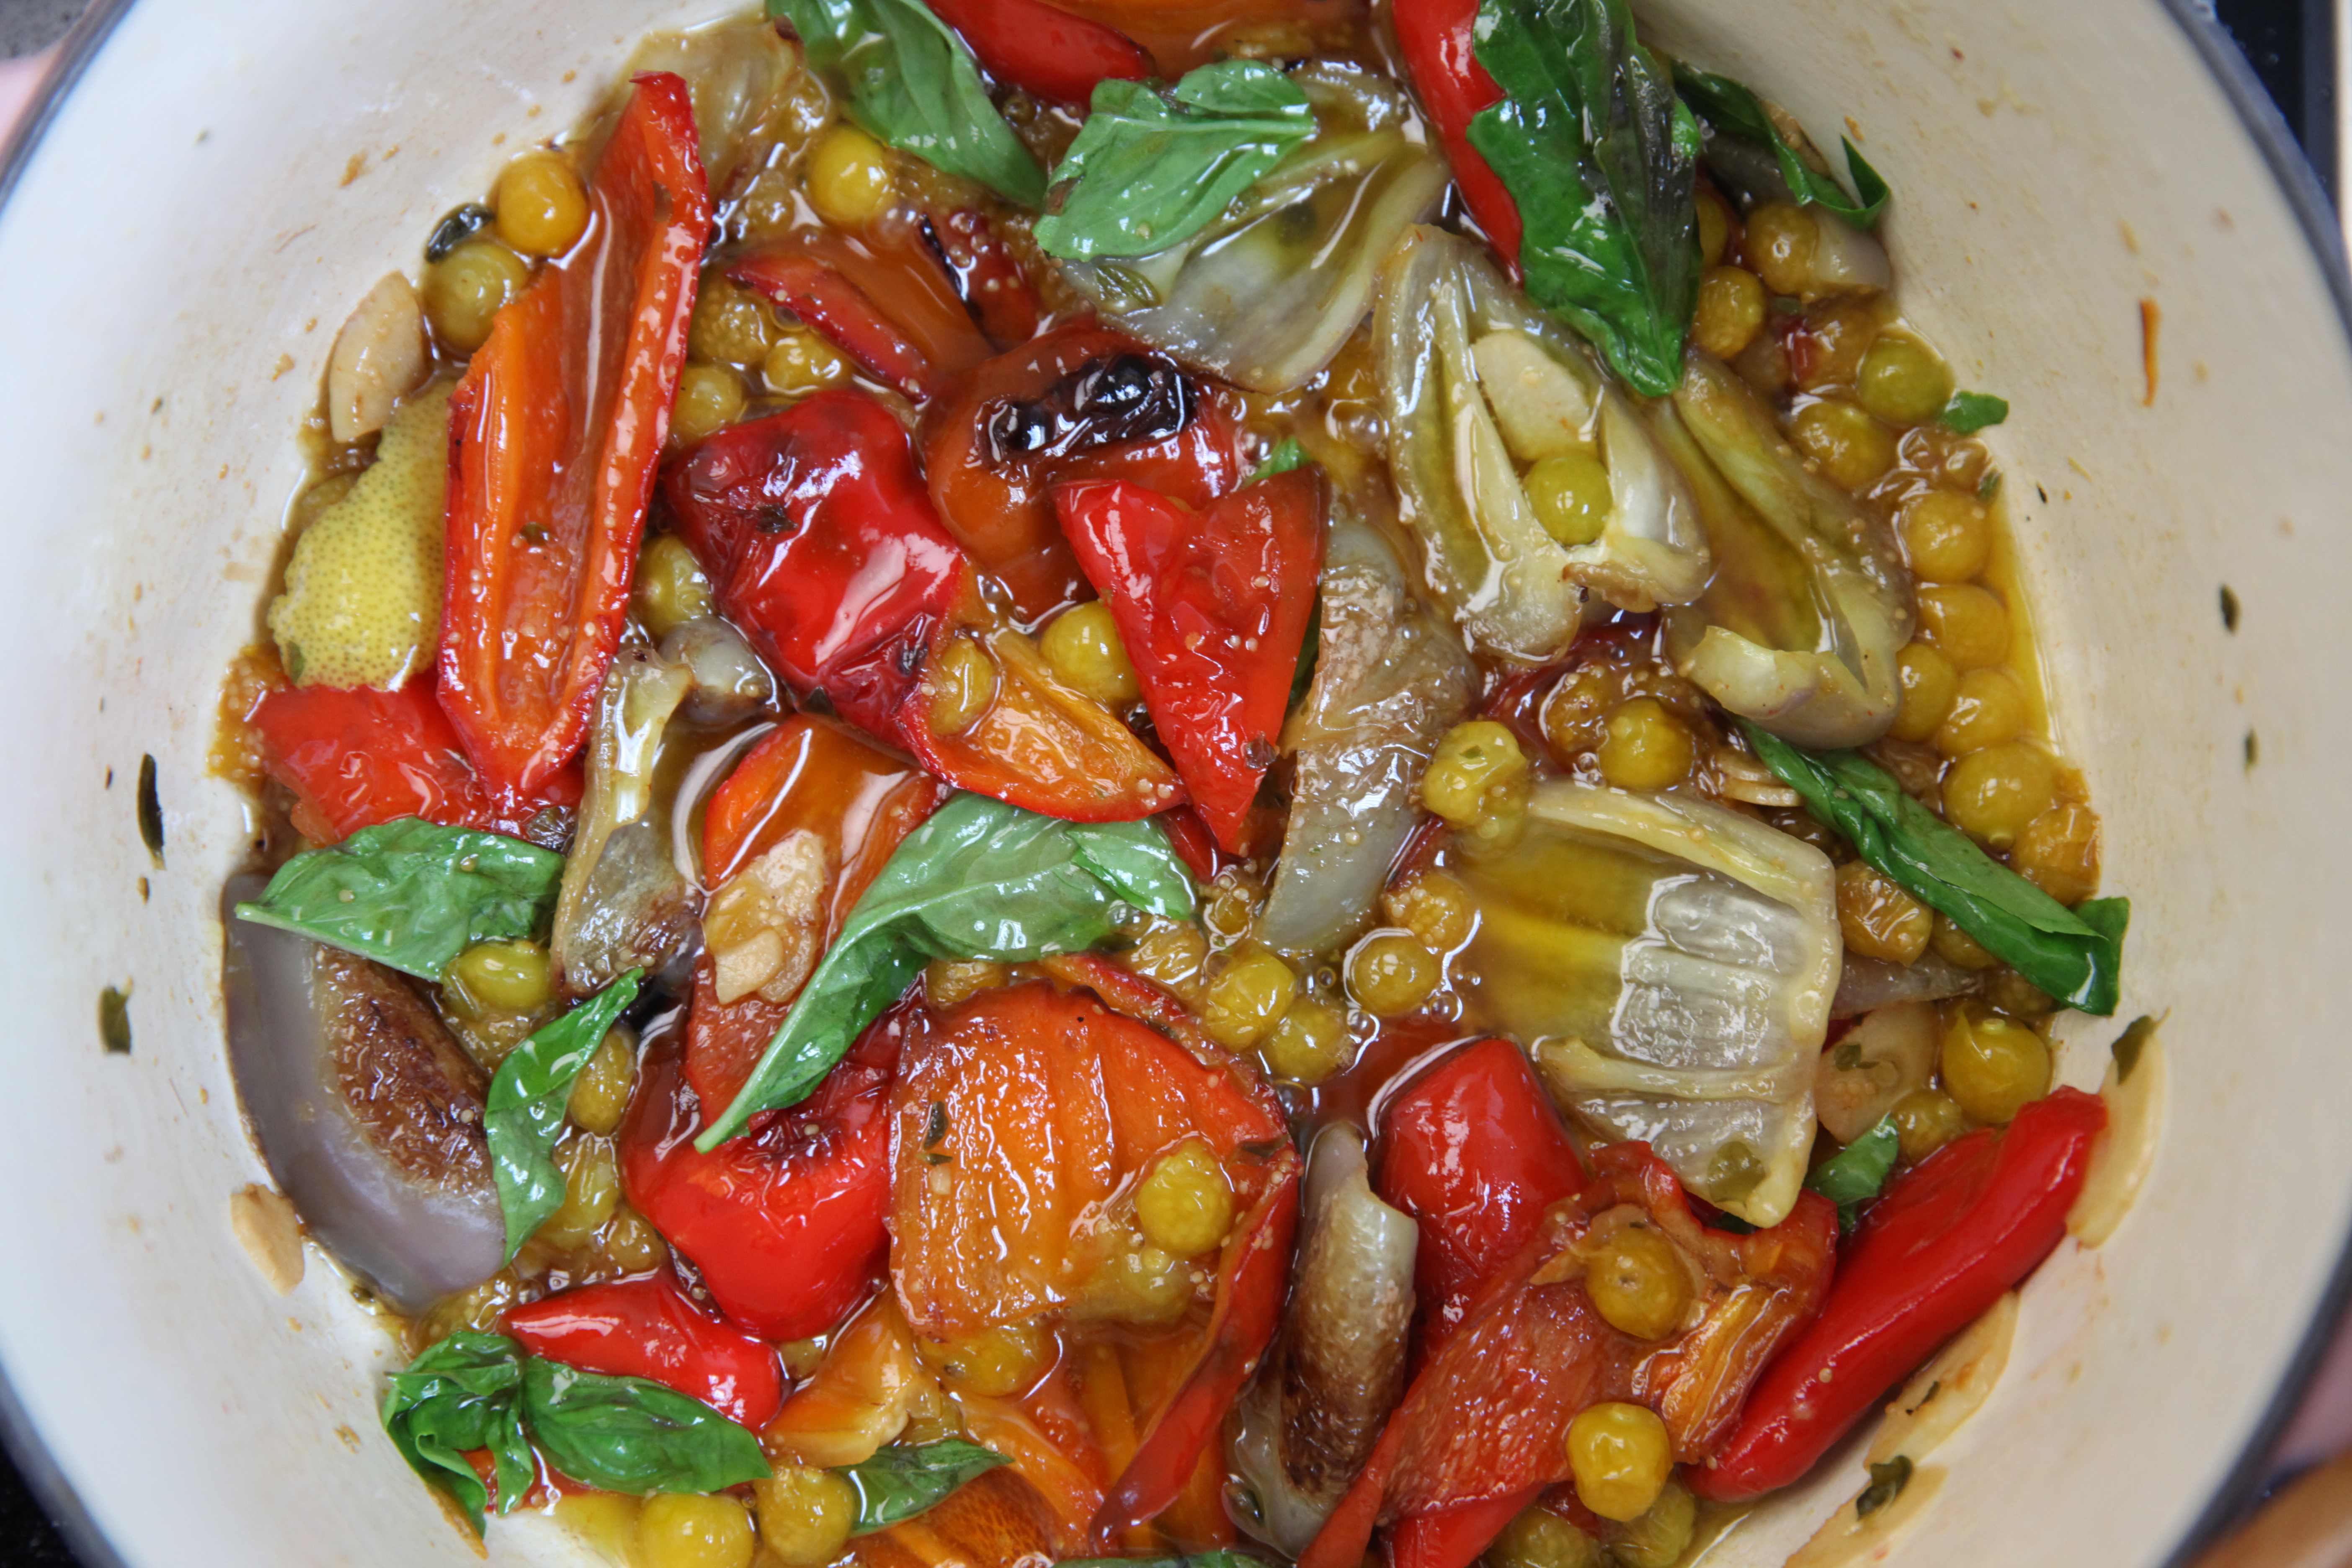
<box><xmin>921</xmin><ymin>0</ymin><xmax>1152</xmax><ymax>104</ymax></box>
<box><xmin>250</xmin><ymin>681</ymin><xmax>580</xmax><ymax>844</ymax></box>
<box><xmin>729</xmin><ymin>231</ymin><xmax>993</xmax><ymax>403</ymax></box>
<box><xmin>662</xmin><ymin>390</ymin><xmax>980</xmax><ymax>740</ymax></box>
<box><xmin>1303</xmin><ymin>1145</ymin><xmax>1836</xmax><ymax>1568</ymax></box>
<box><xmin>1375</xmin><ymin>1038</ymin><xmax>1586</xmax><ymax>1360</ymax></box>
<box><xmin>887</xmin><ymin>982</ymin><xmax>1298</xmax><ymax>1543</ymax></box>
<box><xmin>438</xmin><ymin>72</ymin><xmax>710</xmax><ymax>802</ymax></box>
<box><xmin>1054</xmin><ymin>470</ymin><xmax>1324</xmax><ymax>854</ymax></box>
<box><xmin>1392</xmin><ymin>0</ymin><xmax>1522</xmax><ymax>267</ymax></box>
<box><xmin>922</xmin><ymin>324</ymin><xmax>1242</xmax><ymax>621</ymax></box>
<box><xmin>619</xmin><ymin>998</ymin><xmax>911</xmax><ymax>1341</ymax></box>
<box><xmin>1690</xmin><ymin>1086</ymin><xmax>2107</xmax><ymax>1504</ymax></box>
<box><xmin>918</xmin><ymin>206</ymin><xmax>1044</xmax><ymax>348</ymax></box>
<box><xmin>686</xmin><ymin>716</ymin><xmax>944</xmax><ymax>1114</ymax></box>
<box><xmin>900</xmin><ymin>626</ymin><xmax>1185</xmax><ymax>823</ymax></box>
<box><xmin>505</xmin><ymin>1271</ymin><xmax>786</xmax><ymax>1428</ymax></box>
<box><xmin>1389</xmin><ymin>1492</ymin><xmax>1541</xmax><ymax>1568</ymax></box>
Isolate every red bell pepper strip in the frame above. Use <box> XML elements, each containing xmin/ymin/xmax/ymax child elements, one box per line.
<box><xmin>1392</xmin><ymin>0</ymin><xmax>1523</xmax><ymax>267</ymax></box>
<box><xmin>918</xmin><ymin>205</ymin><xmax>1044</xmax><ymax>348</ymax></box>
<box><xmin>250</xmin><ymin>681</ymin><xmax>580</xmax><ymax>844</ymax></box>
<box><xmin>887</xmin><ymin>982</ymin><xmax>1298</xmax><ymax>1541</ymax></box>
<box><xmin>729</xmin><ymin>232</ymin><xmax>993</xmax><ymax>404</ymax></box>
<box><xmin>1375</xmin><ymin>1038</ymin><xmax>1586</xmax><ymax>1361</ymax></box>
<box><xmin>662</xmin><ymin>390</ymin><xmax>980</xmax><ymax>741</ymax></box>
<box><xmin>922</xmin><ymin>323</ymin><xmax>1243</xmax><ymax>622</ymax></box>
<box><xmin>1054</xmin><ymin>469</ymin><xmax>1324</xmax><ymax>854</ymax></box>
<box><xmin>1388</xmin><ymin>1492</ymin><xmax>1542</xmax><ymax>1568</ymax></box>
<box><xmin>1304</xmin><ymin>1145</ymin><xmax>1836</xmax><ymax>1568</ymax></box>
<box><xmin>438</xmin><ymin>72</ymin><xmax>710</xmax><ymax>802</ymax></box>
<box><xmin>1690</xmin><ymin>1086</ymin><xmax>2107</xmax><ymax>1504</ymax></box>
<box><xmin>685</xmin><ymin>716</ymin><xmax>944</xmax><ymax>1114</ymax></box>
<box><xmin>505</xmin><ymin>1271</ymin><xmax>786</xmax><ymax>1428</ymax></box>
<box><xmin>921</xmin><ymin>0</ymin><xmax>1153</xmax><ymax>105</ymax></box>
<box><xmin>619</xmin><ymin>995</ymin><xmax>911</xmax><ymax>1341</ymax></box>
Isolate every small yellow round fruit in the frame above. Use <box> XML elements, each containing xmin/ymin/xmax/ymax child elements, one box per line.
<box><xmin>1041</xmin><ymin>601</ymin><xmax>1142</xmax><ymax>707</ymax></box>
<box><xmin>804</xmin><ymin>124</ymin><xmax>896</xmax><ymax>229</ymax></box>
<box><xmin>1348</xmin><ymin>932</ymin><xmax>1440</xmax><ymax>1018</ymax></box>
<box><xmin>1565</xmin><ymin>1402</ymin><xmax>1674</xmax><ymax>1523</ymax></box>
<box><xmin>637</xmin><ymin>1493</ymin><xmax>755</xmax><ymax>1568</ymax></box>
<box><xmin>1596</xmin><ymin>698</ymin><xmax>1694</xmax><ymax>792</ymax></box>
<box><xmin>1940</xmin><ymin>1006</ymin><xmax>2052</xmax><ymax>1126</ymax></box>
<box><xmin>1136</xmin><ymin>1140</ymin><xmax>1235</xmax><ymax>1259</ymax></box>
<box><xmin>1584</xmin><ymin>1224</ymin><xmax>1693</xmax><ymax>1341</ymax></box>
<box><xmin>494</xmin><ymin>148</ymin><xmax>591</xmax><ymax>258</ymax></box>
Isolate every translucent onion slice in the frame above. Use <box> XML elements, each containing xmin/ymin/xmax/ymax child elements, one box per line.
<box><xmin>1656</xmin><ymin>354</ymin><xmax>1915</xmax><ymax>747</ymax></box>
<box><xmin>1057</xmin><ymin>64</ymin><xmax>1449</xmax><ymax>395</ymax></box>
<box><xmin>1375</xmin><ymin>225</ymin><xmax>1710</xmax><ymax>661</ymax></box>
<box><xmin>1460</xmin><ymin>781</ymin><xmax>1838</xmax><ymax>1226</ymax></box>
<box><xmin>1259</xmin><ymin>513</ymin><xmax>1474</xmax><ymax>955</ymax></box>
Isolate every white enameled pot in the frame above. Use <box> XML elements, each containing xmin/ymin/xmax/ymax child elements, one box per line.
<box><xmin>0</xmin><ymin>1</ymin><xmax>2346</xmax><ymax>1564</ymax></box>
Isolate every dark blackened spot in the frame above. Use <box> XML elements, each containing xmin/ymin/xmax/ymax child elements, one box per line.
<box><xmin>2246</xmin><ymin>730</ymin><xmax>2259</xmax><ymax>769</ymax></box>
<box><xmin>101</xmin><ymin>985</ymin><xmax>133</xmax><ymax>1055</ymax></box>
<box><xmin>987</xmin><ymin>354</ymin><xmax>1195</xmax><ymax>465</ymax></box>
<box><xmin>2219</xmin><ymin>585</ymin><xmax>2240</xmax><ymax>632</ymax></box>
<box><xmin>139</xmin><ymin>877</ymin><xmax>150</xmax><ymax>903</ymax></box>
<box><xmin>1857</xmin><ymin>1455</ymin><xmax>1911</xmax><ymax>1519</ymax></box>
<box><xmin>138</xmin><ymin>755</ymin><xmax>165</xmax><ymax>868</ymax></box>
<box><xmin>425</xmin><ymin>203</ymin><xmax>494</xmax><ymax>262</ymax></box>
<box><xmin>2035</xmin><ymin>485</ymin><xmax>2049</xmax><ymax>504</ymax></box>
<box><xmin>105</xmin><ymin>766</ymin><xmax>113</xmax><ymax>788</ymax></box>
<box><xmin>752</xmin><ymin>503</ymin><xmax>798</xmax><ymax>536</ymax></box>
<box><xmin>2113</xmin><ymin>1015</ymin><xmax>2158</xmax><ymax>1081</ymax></box>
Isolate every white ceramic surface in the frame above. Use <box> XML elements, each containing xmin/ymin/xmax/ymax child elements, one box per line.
<box><xmin>0</xmin><ymin>1</ymin><xmax>2345</xmax><ymax>1565</ymax></box>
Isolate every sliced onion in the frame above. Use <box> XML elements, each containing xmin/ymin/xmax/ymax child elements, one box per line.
<box><xmin>552</xmin><ymin>645</ymin><xmax>699</xmax><ymax>998</ymax></box>
<box><xmin>1259</xmin><ymin>513</ymin><xmax>1474</xmax><ymax>955</ymax></box>
<box><xmin>1232</xmin><ymin>1125</ymin><xmax>1416</xmax><ymax>1555</ymax></box>
<box><xmin>661</xmin><ymin>614</ymin><xmax>777</xmax><ymax>727</ymax></box>
<box><xmin>222</xmin><ymin>877</ymin><xmax>505</xmax><ymax>1312</ymax></box>
<box><xmin>325</xmin><ymin>272</ymin><xmax>428</xmax><ymax>443</ymax></box>
<box><xmin>1057</xmin><ymin>64</ymin><xmax>1448</xmax><ymax>394</ymax></box>
<box><xmin>1829</xmin><ymin>952</ymin><xmax>1980</xmax><ymax>1018</ymax></box>
<box><xmin>619</xmin><ymin>15</ymin><xmax>798</xmax><ymax>197</ymax></box>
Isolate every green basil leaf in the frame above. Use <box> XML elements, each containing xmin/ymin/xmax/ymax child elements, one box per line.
<box><xmin>1939</xmin><ymin>391</ymin><xmax>2009</xmax><ymax>433</ymax></box>
<box><xmin>381</xmin><ymin>1332</ymin><xmax>534</xmax><ymax>1535</ymax></box>
<box><xmin>1287</xmin><ymin>596</ymin><xmax>1323</xmax><ymax>714</ymax></box>
<box><xmin>234</xmin><ymin>818</ymin><xmax>564</xmax><ymax>982</ymax></box>
<box><xmin>841</xmin><ymin>1439</ymin><xmax>1011</xmax><ymax>1534</ymax></box>
<box><xmin>1671</xmin><ymin>62</ymin><xmax>1889</xmax><ymax>229</ymax></box>
<box><xmin>1467</xmin><ymin>0</ymin><xmax>1700</xmax><ymax>397</ymax></box>
<box><xmin>770</xmin><ymin>0</ymin><xmax>1044</xmax><ymax>206</ymax></box>
<box><xmin>1740</xmin><ymin>724</ymin><xmax>2128</xmax><ymax>1014</ymax></box>
<box><xmin>485</xmin><ymin>972</ymin><xmax>643</xmax><ymax>1260</ymax></box>
<box><xmin>1034</xmin><ymin>62</ymin><xmax>1316</xmax><ymax>260</ymax></box>
<box><xmin>520</xmin><ymin>1357</ymin><xmax>770</xmax><ymax>1496</ymax></box>
<box><xmin>1857</xmin><ymin>1454</ymin><xmax>1913</xmax><ymax>1517</ymax></box>
<box><xmin>1804</xmin><ymin>1115</ymin><xmax>1900</xmax><ymax>1231</ymax></box>
<box><xmin>2112</xmin><ymin>1013</ymin><xmax>2159</xmax><ymax>1082</ymax></box>
<box><xmin>1249</xmin><ymin>436</ymin><xmax>1310</xmax><ymax>482</ymax></box>
<box><xmin>697</xmin><ymin>794</ymin><xmax>1196</xmax><ymax>1148</ymax></box>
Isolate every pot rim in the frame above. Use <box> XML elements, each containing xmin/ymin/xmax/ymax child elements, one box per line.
<box><xmin>0</xmin><ymin>1</ymin><xmax>2343</xmax><ymax>1565</ymax></box>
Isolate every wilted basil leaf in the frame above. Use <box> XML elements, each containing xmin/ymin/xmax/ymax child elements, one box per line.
<box><xmin>769</xmin><ymin>0</ymin><xmax>1044</xmax><ymax>206</ymax></box>
<box><xmin>1467</xmin><ymin>0</ymin><xmax>1700</xmax><ymax>396</ymax></box>
<box><xmin>1939</xmin><ymin>391</ymin><xmax>2009</xmax><ymax>433</ymax></box>
<box><xmin>1803</xmin><ymin>1115</ymin><xmax>1900</xmax><ymax>1231</ymax></box>
<box><xmin>381</xmin><ymin>1332</ymin><xmax>535</xmax><ymax>1535</ymax></box>
<box><xmin>1034</xmin><ymin>62</ymin><xmax>1317</xmax><ymax>260</ymax></box>
<box><xmin>520</xmin><ymin>1358</ymin><xmax>770</xmax><ymax>1496</ymax></box>
<box><xmin>484</xmin><ymin>972</ymin><xmax>642</xmax><ymax>1259</ymax></box>
<box><xmin>697</xmin><ymin>793</ymin><xmax>1196</xmax><ymax>1148</ymax></box>
<box><xmin>1672</xmin><ymin>63</ymin><xmax>1889</xmax><ymax>228</ymax></box>
<box><xmin>235</xmin><ymin>818</ymin><xmax>564</xmax><ymax>982</ymax></box>
<box><xmin>1741</xmin><ymin>724</ymin><xmax>2128</xmax><ymax>1014</ymax></box>
<box><xmin>842</xmin><ymin>1439</ymin><xmax>1011</xmax><ymax>1533</ymax></box>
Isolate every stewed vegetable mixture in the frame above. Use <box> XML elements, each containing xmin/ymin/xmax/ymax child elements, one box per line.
<box><xmin>216</xmin><ymin>0</ymin><xmax>2150</xmax><ymax>1564</ymax></box>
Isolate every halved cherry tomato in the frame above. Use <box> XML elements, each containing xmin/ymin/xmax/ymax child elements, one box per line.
<box><xmin>1302</xmin><ymin>1145</ymin><xmax>1836</xmax><ymax>1568</ymax></box>
<box><xmin>1055</xmin><ymin>470</ymin><xmax>1324</xmax><ymax>853</ymax></box>
<box><xmin>619</xmin><ymin>997</ymin><xmax>911</xmax><ymax>1341</ymax></box>
<box><xmin>685</xmin><ymin>716</ymin><xmax>945</xmax><ymax>1114</ymax></box>
<box><xmin>921</xmin><ymin>324</ymin><xmax>1242</xmax><ymax>621</ymax></box>
<box><xmin>662</xmin><ymin>389</ymin><xmax>980</xmax><ymax>741</ymax></box>
<box><xmin>1392</xmin><ymin>0</ymin><xmax>1522</xmax><ymax>266</ymax></box>
<box><xmin>250</xmin><ymin>680</ymin><xmax>581</xmax><ymax>844</ymax></box>
<box><xmin>887</xmin><ymin>981</ymin><xmax>1298</xmax><ymax>1542</ymax></box>
<box><xmin>729</xmin><ymin>229</ymin><xmax>993</xmax><ymax>402</ymax></box>
<box><xmin>505</xmin><ymin>1271</ymin><xmax>785</xmax><ymax>1427</ymax></box>
<box><xmin>438</xmin><ymin>72</ymin><xmax>710</xmax><ymax>802</ymax></box>
<box><xmin>920</xmin><ymin>0</ymin><xmax>1152</xmax><ymax>104</ymax></box>
<box><xmin>901</xmin><ymin>627</ymin><xmax>1184</xmax><ymax>823</ymax></box>
<box><xmin>1375</xmin><ymin>1037</ymin><xmax>1586</xmax><ymax>1360</ymax></box>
